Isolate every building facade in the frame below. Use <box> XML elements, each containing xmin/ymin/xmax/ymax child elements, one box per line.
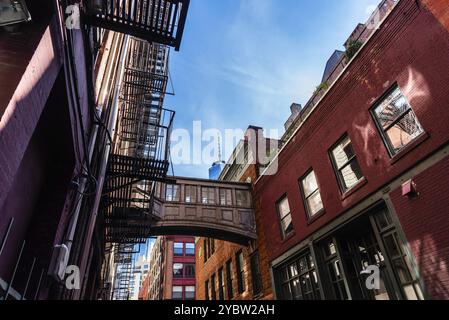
<box><xmin>254</xmin><ymin>0</ymin><xmax>449</xmax><ymax>300</ymax></box>
<box><xmin>0</xmin><ymin>0</ymin><xmax>190</xmax><ymax>300</ymax></box>
<box><xmin>196</xmin><ymin>126</ymin><xmax>278</xmax><ymax>300</ymax></box>
<box><xmin>140</xmin><ymin>236</ymin><xmax>196</xmax><ymax>300</ymax></box>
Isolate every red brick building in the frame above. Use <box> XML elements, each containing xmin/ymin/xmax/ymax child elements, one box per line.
<box><xmin>196</xmin><ymin>127</ymin><xmax>278</xmax><ymax>300</ymax></box>
<box><xmin>254</xmin><ymin>0</ymin><xmax>449</xmax><ymax>300</ymax></box>
<box><xmin>140</xmin><ymin>236</ymin><xmax>196</xmax><ymax>300</ymax></box>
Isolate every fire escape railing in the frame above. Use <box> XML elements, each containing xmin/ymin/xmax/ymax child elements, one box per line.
<box><xmin>88</xmin><ymin>0</ymin><xmax>190</xmax><ymax>50</ymax></box>
<box><xmin>101</xmin><ymin>39</ymin><xmax>174</xmax><ymax>245</ymax></box>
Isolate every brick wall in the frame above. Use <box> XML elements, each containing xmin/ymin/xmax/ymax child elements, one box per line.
<box><xmin>196</xmin><ymin>165</ymin><xmax>273</xmax><ymax>300</ymax></box>
<box><xmin>254</xmin><ymin>0</ymin><xmax>449</xmax><ymax>263</ymax></box>
<box><xmin>422</xmin><ymin>0</ymin><xmax>449</xmax><ymax>32</ymax></box>
<box><xmin>390</xmin><ymin>155</ymin><xmax>449</xmax><ymax>299</ymax></box>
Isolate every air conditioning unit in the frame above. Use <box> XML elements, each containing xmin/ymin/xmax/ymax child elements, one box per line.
<box><xmin>0</xmin><ymin>0</ymin><xmax>32</xmax><ymax>27</ymax></box>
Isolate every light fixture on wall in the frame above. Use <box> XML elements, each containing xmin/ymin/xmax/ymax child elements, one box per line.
<box><xmin>0</xmin><ymin>0</ymin><xmax>32</xmax><ymax>27</ymax></box>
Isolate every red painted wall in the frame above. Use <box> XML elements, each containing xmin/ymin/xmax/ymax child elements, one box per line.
<box><xmin>255</xmin><ymin>0</ymin><xmax>449</xmax><ymax>275</ymax></box>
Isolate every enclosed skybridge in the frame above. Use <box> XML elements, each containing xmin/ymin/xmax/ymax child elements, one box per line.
<box><xmin>88</xmin><ymin>0</ymin><xmax>190</xmax><ymax>50</ymax></box>
<box><xmin>150</xmin><ymin>177</ymin><xmax>257</xmax><ymax>245</ymax></box>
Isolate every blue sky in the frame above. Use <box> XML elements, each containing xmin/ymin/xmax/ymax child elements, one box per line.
<box><xmin>166</xmin><ymin>0</ymin><xmax>379</xmax><ymax>179</ymax></box>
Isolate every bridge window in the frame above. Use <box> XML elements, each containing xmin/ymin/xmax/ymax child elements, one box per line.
<box><xmin>220</xmin><ymin>188</ymin><xmax>233</xmax><ymax>206</ymax></box>
<box><xmin>186</xmin><ymin>243</ymin><xmax>195</xmax><ymax>256</ymax></box>
<box><xmin>202</xmin><ymin>187</ymin><xmax>216</xmax><ymax>204</ymax></box>
<box><xmin>173</xmin><ymin>263</ymin><xmax>183</xmax><ymax>278</ymax></box>
<box><xmin>185</xmin><ymin>185</ymin><xmax>197</xmax><ymax>203</ymax></box>
<box><xmin>277</xmin><ymin>196</ymin><xmax>294</xmax><ymax>238</ymax></box>
<box><xmin>236</xmin><ymin>190</ymin><xmax>251</xmax><ymax>207</ymax></box>
<box><xmin>300</xmin><ymin>170</ymin><xmax>324</xmax><ymax>219</ymax></box>
<box><xmin>236</xmin><ymin>251</ymin><xmax>246</xmax><ymax>294</ymax></box>
<box><xmin>174</xmin><ymin>242</ymin><xmax>184</xmax><ymax>256</ymax></box>
<box><xmin>166</xmin><ymin>184</ymin><xmax>180</xmax><ymax>202</ymax></box>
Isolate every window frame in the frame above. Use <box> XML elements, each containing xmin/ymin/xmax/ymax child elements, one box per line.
<box><xmin>218</xmin><ymin>267</ymin><xmax>225</xmax><ymax>300</ymax></box>
<box><xmin>173</xmin><ymin>242</ymin><xmax>184</xmax><ymax>256</ymax></box>
<box><xmin>329</xmin><ymin>134</ymin><xmax>364</xmax><ymax>194</ymax></box>
<box><xmin>185</xmin><ymin>185</ymin><xmax>197</xmax><ymax>203</ymax></box>
<box><xmin>236</xmin><ymin>250</ymin><xmax>246</xmax><ymax>294</ymax></box>
<box><xmin>173</xmin><ymin>263</ymin><xmax>184</xmax><ymax>278</ymax></box>
<box><xmin>219</xmin><ymin>188</ymin><xmax>233</xmax><ymax>206</ymax></box>
<box><xmin>184</xmin><ymin>263</ymin><xmax>196</xmax><ymax>278</ymax></box>
<box><xmin>165</xmin><ymin>184</ymin><xmax>180</xmax><ymax>202</ymax></box>
<box><xmin>276</xmin><ymin>194</ymin><xmax>294</xmax><ymax>239</ymax></box>
<box><xmin>370</xmin><ymin>84</ymin><xmax>425</xmax><ymax>157</ymax></box>
<box><xmin>185</xmin><ymin>242</ymin><xmax>195</xmax><ymax>256</ymax></box>
<box><xmin>299</xmin><ymin>169</ymin><xmax>325</xmax><ymax>221</ymax></box>
<box><xmin>226</xmin><ymin>259</ymin><xmax>234</xmax><ymax>299</ymax></box>
<box><xmin>250</xmin><ymin>251</ymin><xmax>263</xmax><ymax>297</ymax></box>
<box><xmin>201</xmin><ymin>187</ymin><xmax>216</xmax><ymax>205</ymax></box>
<box><xmin>185</xmin><ymin>286</ymin><xmax>195</xmax><ymax>300</ymax></box>
<box><xmin>172</xmin><ymin>286</ymin><xmax>183</xmax><ymax>300</ymax></box>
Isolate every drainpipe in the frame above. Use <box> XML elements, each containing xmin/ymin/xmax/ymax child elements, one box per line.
<box><xmin>73</xmin><ymin>34</ymin><xmax>130</xmax><ymax>300</ymax></box>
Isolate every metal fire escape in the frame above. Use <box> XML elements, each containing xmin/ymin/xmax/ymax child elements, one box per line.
<box><xmin>100</xmin><ymin>38</ymin><xmax>174</xmax><ymax>299</ymax></box>
<box><xmin>88</xmin><ymin>0</ymin><xmax>190</xmax><ymax>51</ymax></box>
<box><xmin>89</xmin><ymin>0</ymin><xmax>190</xmax><ymax>300</ymax></box>
<box><xmin>102</xmin><ymin>38</ymin><xmax>173</xmax><ymax>245</ymax></box>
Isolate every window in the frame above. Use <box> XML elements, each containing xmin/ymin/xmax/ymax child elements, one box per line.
<box><xmin>236</xmin><ymin>190</ymin><xmax>251</xmax><ymax>207</ymax></box>
<box><xmin>185</xmin><ymin>185</ymin><xmax>197</xmax><ymax>203</ymax></box>
<box><xmin>277</xmin><ymin>196</ymin><xmax>294</xmax><ymax>238</ymax></box>
<box><xmin>166</xmin><ymin>184</ymin><xmax>180</xmax><ymax>202</ymax></box>
<box><xmin>0</xmin><ymin>0</ymin><xmax>31</xmax><ymax>27</ymax></box>
<box><xmin>185</xmin><ymin>243</ymin><xmax>195</xmax><ymax>256</ymax></box>
<box><xmin>277</xmin><ymin>252</ymin><xmax>321</xmax><ymax>300</ymax></box>
<box><xmin>211</xmin><ymin>274</ymin><xmax>217</xmax><ymax>300</ymax></box>
<box><xmin>204</xmin><ymin>238</ymin><xmax>215</xmax><ymax>263</ymax></box>
<box><xmin>300</xmin><ymin>170</ymin><xmax>324</xmax><ymax>218</ymax></box>
<box><xmin>330</xmin><ymin>135</ymin><xmax>364</xmax><ymax>192</ymax></box>
<box><xmin>250</xmin><ymin>252</ymin><xmax>263</xmax><ymax>296</ymax></box>
<box><xmin>218</xmin><ymin>267</ymin><xmax>225</xmax><ymax>300</ymax></box>
<box><xmin>372</xmin><ymin>86</ymin><xmax>424</xmax><ymax>156</ymax></box>
<box><xmin>219</xmin><ymin>188</ymin><xmax>233</xmax><ymax>206</ymax></box>
<box><xmin>226</xmin><ymin>259</ymin><xmax>234</xmax><ymax>299</ymax></box>
<box><xmin>205</xmin><ymin>280</ymin><xmax>210</xmax><ymax>300</ymax></box>
<box><xmin>203</xmin><ymin>239</ymin><xmax>208</xmax><ymax>263</ymax></box>
<box><xmin>184</xmin><ymin>264</ymin><xmax>196</xmax><ymax>278</ymax></box>
<box><xmin>173</xmin><ymin>263</ymin><xmax>183</xmax><ymax>278</ymax></box>
<box><xmin>174</xmin><ymin>242</ymin><xmax>184</xmax><ymax>256</ymax></box>
<box><xmin>236</xmin><ymin>251</ymin><xmax>245</xmax><ymax>294</ymax></box>
<box><xmin>185</xmin><ymin>286</ymin><xmax>195</xmax><ymax>300</ymax></box>
<box><xmin>202</xmin><ymin>187</ymin><xmax>215</xmax><ymax>204</ymax></box>
<box><xmin>172</xmin><ymin>286</ymin><xmax>183</xmax><ymax>300</ymax></box>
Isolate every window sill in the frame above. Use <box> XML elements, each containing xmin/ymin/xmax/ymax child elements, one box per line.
<box><xmin>390</xmin><ymin>132</ymin><xmax>430</xmax><ymax>165</ymax></box>
<box><xmin>280</xmin><ymin>232</ymin><xmax>296</xmax><ymax>244</ymax></box>
<box><xmin>341</xmin><ymin>177</ymin><xmax>368</xmax><ymax>201</ymax></box>
<box><xmin>306</xmin><ymin>209</ymin><xmax>326</xmax><ymax>225</ymax></box>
